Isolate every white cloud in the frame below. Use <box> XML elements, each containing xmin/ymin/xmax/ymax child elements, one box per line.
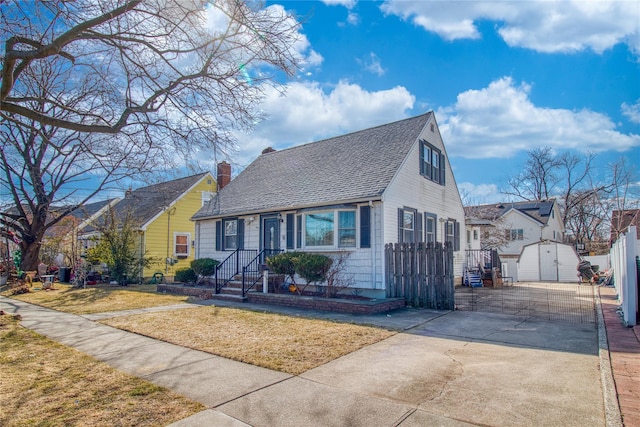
<box><xmin>358</xmin><ymin>52</ymin><xmax>385</xmax><ymax>76</ymax></box>
<box><xmin>321</xmin><ymin>0</ymin><xmax>357</xmax><ymax>9</ymax></box>
<box><xmin>622</xmin><ymin>99</ymin><xmax>640</xmax><ymax>124</ymax></box>
<box><xmin>437</xmin><ymin>77</ymin><xmax>640</xmax><ymax>159</ymax></box>
<box><xmin>232</xmin><ymin>81</ymin><xmax>415</xmax><ymax>166</ymax></box>
<box><xmin>380</xmin><ymin>0</ymin><xmax>640</xmax><ymax>54</ymax></box>
<box><xmin>458</xmin><ymin>182</ymin><xmax>502</xmax><ymax>204</ymax></box>
<box><xmin>205</xmin><ymin>3</ymin><xmax>323</xmax><ymax>74</ymax></box>
<box><xmin>347</xmin><ymin>11</ymin><xmax>360</xmax><ymax>25</ymax></box>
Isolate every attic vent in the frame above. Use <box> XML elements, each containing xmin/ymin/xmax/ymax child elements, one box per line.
<box><xmin>430</xmin><ymin>123</ymin><xmax>435</xmax><ymax>132</ymax></box>
<box><xmin>496</xmin><ymin>204</ymin><xmax>505</xmax><ymax>209</ymax></box>
<box><xmin>262</xmin><ymin>147</ymin><xmax>276</xmax><ymax>154</ymax></box>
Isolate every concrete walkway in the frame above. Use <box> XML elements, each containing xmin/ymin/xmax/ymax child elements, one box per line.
<box><xmin>1</xmin><ymin>294</ymin><xmax>611</xmax><ymax>427</ymax></box>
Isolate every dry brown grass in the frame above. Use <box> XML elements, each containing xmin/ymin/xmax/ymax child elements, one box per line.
<box><xmin>0</xmin><ymin>314</ymin><xmax>204</xmax><ymax>427</ymax></box>
<box><xmin>2</xmin><ymin>283</ymin><xmax>190</xmax><ymax>314</ymax></box>
<box><xmin>103</xmin><ymin>306</ymin><xmax>396</xmax><ymax>375</ymax></box>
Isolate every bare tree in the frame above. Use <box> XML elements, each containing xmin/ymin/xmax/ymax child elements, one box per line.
<box><xmin>504</xmin><ymin>147</ymin><xmax>560</xmax><ymax>201</ymax></box>
<box><xmin>503</xmin><ymin>146</ymin><xmax>638</xmax><ymax>253</ymax></box>
<box><xmin>607</xmin><ymin>157</ymin><xmax>639</xmax><ymax>243</ymax></box>
<box><xmin>0</xmin><ymin>0</ymin><xmax>302</xmax><ymax>270</ymax></box>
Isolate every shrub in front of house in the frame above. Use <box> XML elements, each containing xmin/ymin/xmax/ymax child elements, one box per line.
<box><xmin>190</xmin><ymin>258</ymin><xmax>219</xmax><ymax>277</ymax></box>
<box><xmin>174</xmin><ymin>268</ymin><xmax>197</xmax><ymax>283</ymax></box>
<box><xmin>294</xmin><ymin>253</ymin><xmax>332</xmax><ymax>284</ymax></box>
<box><xmin>266</xmin><ymin>252</ymin><xmax>300</xmax><ymax>280</ymax></box>
<box><xmin>266</xmin><ymin>252</ymin><xmax>333</xmax><ymax>295</ymax></box>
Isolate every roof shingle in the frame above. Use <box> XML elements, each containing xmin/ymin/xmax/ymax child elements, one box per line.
<box><xmin>193</xmin><ymin>113</ymin><xmax>433</xmax><ymax>219</ymax></box>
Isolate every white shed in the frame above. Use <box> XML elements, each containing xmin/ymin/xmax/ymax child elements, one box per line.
<box><xmin>516</xmin><ymin>241</ymin><xmax>580</xmax><ymax>282</ymax></box>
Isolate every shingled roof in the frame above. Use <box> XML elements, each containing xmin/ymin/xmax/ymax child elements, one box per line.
<box><xmin>86</xmin><ymin>173</ymin><xmax>210</xmax><ymax>231</ymax></box>
<box><xmin>193</xmin><ymin>113</ymin><xmax>433</xmax><ymax>219</ymax></box>
<box><xmin>464</xmin><ymin>200</ymin><xmax>556</xmax><ymax>225</ymax></box>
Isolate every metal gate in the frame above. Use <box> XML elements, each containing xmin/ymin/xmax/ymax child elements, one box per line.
<box><xmin>455</xmin><ymin>282</ymin><xmax>596</xmax><ymax>324</ymax></box>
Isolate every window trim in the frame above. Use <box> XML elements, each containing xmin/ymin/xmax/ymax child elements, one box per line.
<box><xmin>425</xmin><ymin>212</ymin><xmax>437</xmax><ymax>245</ymax></box>
<box><xmin>419</xmin><ymin>139</ymin><xmax>445</xmax><ymax>185</ymax></box>
<box><xmin>174</xmin><ymin>232</ymin><xmax>191</xmax><ymax>258</ymax></box>
<box><xmin>398</xmin><ymin>207</ymin><xmax>422</xmax><ymax>244</ymax></box>
<box><xmin>506</xmin><ymin>228</ymin><xmax>524</xmax><ymax>241</ymax></box>
<box><xmin>298</xmin><ymin>208</ymin><xmax>359</xmax><ymax>250</ymax></box>
<box><xmin>223</xmin><ymin>219</ymin><xmax>238</xmax><ymax>250</ymax></box>
<box><xmin>219</xmin><ymin>218</ymin><xmax>244</xmax><ymax>251</ymax></box>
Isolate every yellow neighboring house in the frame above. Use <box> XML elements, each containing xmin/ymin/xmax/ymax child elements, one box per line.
<box><xmin>81</xmin><ymin>172</ymin><xmax>217</xmax><ymax>281</ymax></box>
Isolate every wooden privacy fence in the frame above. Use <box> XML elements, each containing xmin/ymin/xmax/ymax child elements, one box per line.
<box><xmin>385</xmin><ymin>242</ymin><xmax>455</xmax><ymax>310</ymax></box>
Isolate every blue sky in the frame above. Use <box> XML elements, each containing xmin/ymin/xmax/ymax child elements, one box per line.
<box><xmin>226</xmin><ymin>0</ymin><xmax>640</xmax><ymax>204</ymax></box>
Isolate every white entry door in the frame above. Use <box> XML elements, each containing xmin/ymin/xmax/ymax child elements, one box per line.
<box><xmin>539</xmin><ymin>244</ymin><xmax>558</xmax><ymax>281</ymax></box>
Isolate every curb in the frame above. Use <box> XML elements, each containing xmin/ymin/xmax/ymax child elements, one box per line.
<box><xmin>596</xmin><ymin>288</ymin><xmax>623</xmax><ymax>427</ymax></box>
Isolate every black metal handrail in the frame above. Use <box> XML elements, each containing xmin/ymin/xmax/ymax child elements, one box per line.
<box><xmin>242</xmin><ymin>249</ymin><xmax>283</xmax><ymax>297</ymax></box>
<box><xmin>214</xmin><ymin>249</ymin><xmax>257</xmax><ymax>293</ymax></box>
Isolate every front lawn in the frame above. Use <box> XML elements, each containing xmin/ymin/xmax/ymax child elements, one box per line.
<box><xmin>102</xmin><ymin>306</ymin><xmax>396</xmax><ymax>375</ymax></box>
<box><xmin>0</xmin><ymin>314</ymin><xmax>204</xmax><ymax>426</ymax></box>
<box><xmin>2</xmin><ymin>283</ymin><xmax>190</xmax><ymax>314</ymax></box>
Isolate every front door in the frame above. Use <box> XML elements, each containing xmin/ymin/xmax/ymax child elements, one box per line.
<box><xmin>262</xmin><ymin>217</ymin><xmax>280</xmax><ymax>256</ymax></box>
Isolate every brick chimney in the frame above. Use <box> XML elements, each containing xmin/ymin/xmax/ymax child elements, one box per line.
<box><xmin>217</xmin><ymin>161</ymin><xmax>231</xmax><ymax>191</ymax></box>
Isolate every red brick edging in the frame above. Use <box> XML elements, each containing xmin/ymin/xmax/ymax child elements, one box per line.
<box><xmin>157</xmin><ymin>284</ymin><xmax>406</xmax><ymax>315</ymax></box>
<box><xmin>599</xmin><ymin>286</ymin><xmax>640</xmax><ymax>427</ymax></box>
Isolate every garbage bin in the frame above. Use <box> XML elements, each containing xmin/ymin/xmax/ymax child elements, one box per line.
<box><xmin>59</xmin><ymin>267</ymin><xmax>71</xmax><ymax>283</ymax></box>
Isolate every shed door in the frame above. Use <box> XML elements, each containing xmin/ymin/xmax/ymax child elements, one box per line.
<box><xmin>539</xmin><ymin>244</ymin><xmax>558</xmax><ymax>281</ymax></box>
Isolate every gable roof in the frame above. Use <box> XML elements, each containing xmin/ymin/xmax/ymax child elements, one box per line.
<box><xmin>193</xmin><ymin>112</ymin><xmax>433</xmax><ymax>219</ymax></box>
<box><xmin>85</xmin><ymin>173</ymin><xmax>210</xmax><ymax>232</ymax></box>
<box><xmin>465</xmin><ymin>200</ymin><xmax>557</xmax><ymax>226</ymax></box>
<box><xmin>66</xmin><ymin>199</ymin><xmax>117</xmax><ymax>221</ymax></box>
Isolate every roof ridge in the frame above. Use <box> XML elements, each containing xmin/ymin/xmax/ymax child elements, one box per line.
<box><xmin>130</xmin><ymin>172</ymin><xmax>208</xmax><ymax>193</ymax></box>
<box><xmin>259</xmin><ymin>112</ymin><xmax>433</xmax><ymax>157</ymax></box>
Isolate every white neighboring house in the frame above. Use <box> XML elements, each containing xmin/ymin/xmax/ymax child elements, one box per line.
<box><xmin>192</xmin><ymin>112</ymin><xmax>466</xmax><ymax>298</ymax></box>
<box><xmin>464</xmin><ymin>200</ymin><xmax>564</xmax><ymax>281</ymax></box>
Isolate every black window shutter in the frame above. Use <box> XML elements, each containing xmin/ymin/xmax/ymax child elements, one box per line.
<box><xmin>237</xmin><ymin>219</ymin><xmax>244</xmax><ymax>249</ymax></box>
<box><xmin>397</xmin><ymin>208</ymin><xmax>404</xmax><ymax>243</ymax></box>
<box><xmin>416</xmin><ymin>212</ymin><xmax>423</xmax><ymax>243</ymax></box>
<box><xmin>286</xmin><ymin>213</ymin><xmax>294</xmax><ymax>249</ymax></box>
<box><xmin>296</xmin><ymin>215</ymin><xmax>302</xmax><ymax>248</ymax></box>
<box><xmin>454</xmin><ymin>221</ymin><xmax>460</xmax><ymax>251</ymax></box>
<box><xmin>215</xmin><ymin>221</ymin><xmax>222</xmax><ymax>251</ymax></box>
<box><xmin>440</xmin><ymin>153</ymin><xmax>446</xmax><ymax>185</ymax></box>
<box><xmin>360</xmin><ymin>205</ymin><xmax>371</xmax><ymax>248</ymax></box>
<box><xmin>419</xmin><ymin>141</ymin><xmax>424</xmax><ymax>175</ymax></box>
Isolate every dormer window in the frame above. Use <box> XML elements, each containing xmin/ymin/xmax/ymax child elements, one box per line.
<box><xmin>419</xmin><ymin>140</ymin><xmax>445</xmax><ymax>185</ymax></box>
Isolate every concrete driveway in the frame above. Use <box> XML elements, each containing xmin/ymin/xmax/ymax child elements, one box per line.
<box><xmin>213</xmin><ymin>310</ymin><xmax>603</xmax><ymax>427</ymax></box>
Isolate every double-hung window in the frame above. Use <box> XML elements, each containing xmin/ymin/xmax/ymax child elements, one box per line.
<box><xmin>507</xmin><ymin>228</ymin><xmax>524</xmax><ymax>241</ymax></box>
<box><xmin>419</xmin><ymin>140</ymin><xmax>445</xmax><ymax>185</ymax></box>
<box><xmin>338</xmin><ymin>211</ymin><xmax>356</xmax><ymax>247</ymax></box>
<box><xmin>224</xmin><ymin>219</ymin><xmax>238</xmax><ymax>250</ymax></box>
<box><xmin>398</xmin><ymin>207</ymin><xmax>422</xmax><ymax>244</ymax></box>
<box><xmin>215</xmin><ymin>218</ymin><xmax>244</xmax><ymax>251</ymax></box>
<box><xmin>174</xmin><ymin>233</ymin><xmax>190</xmax><ymax>258</ymax></box>
<box><xmin>443</xmin><ymin>219</ymin><xmax>461</xmax><ymax>251</ymax></box>
<box><xmin>425</xmin><ymin>213</ymin><xmax>437</xmax><ymax>245</ymax></box>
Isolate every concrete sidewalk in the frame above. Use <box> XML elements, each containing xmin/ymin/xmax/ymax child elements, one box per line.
<box><xmin>1</xmin><ymin>295</ymin><xmax>608</xmax><ymax>426</ymax></box>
